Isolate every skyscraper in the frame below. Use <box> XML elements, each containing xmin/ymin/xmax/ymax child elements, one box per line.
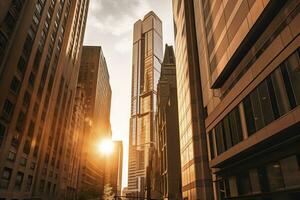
<box><xmin>78</xmin><ymin>46</ymin><xmax>112</xmax><ymax>199</ymax></box>
<box><xmin>193</xmin><ymin>0</ymin><xmax>300</xmax><ymax>199</ymax></box>
<box><xmin>173</xmin><ymin>0</ymin><xmax>300</xmax><ymax>199</ymax></box>
<box><xmin>172</xmin><ymin>0</ymin><xmax>213</xmax><ymax>199</ymax></box>
<box><xmin>0</xmin><ymin>0</ymin><xmax>89</xmax><ymax>199</ymax></box>
<box><xmin>156</xmin><ymin>45</ymin><xmax>182</xmax><ymax>199</ymax></box>
<box><xmin>128</xmin><ymin>11</ymin><xmax>163</xmax><ymax>196</ymax></box>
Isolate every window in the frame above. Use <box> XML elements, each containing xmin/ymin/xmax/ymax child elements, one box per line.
<box><xmin>215</xmin><ymin>123</ymin><xmax>226</xmax><ymax>155</ymax></box>
<box><xmin>10</xmin><ymin>76</ymin><xmax>21</xmax><ymax>94</ymax></box>
<box><xmin>26</xmin><ymin>175</ymin><xmax>33</xmax><ymax>191</ymax></box>
<box><xmin>23</xmin><ymin>91</ymin><xmax>31</xmax><ymax>108</ymax></box>
<box><xmin>270</xmin><ymin>68</ymin><xmax>291</xmax><ymax>116</ymax></box>
<box><xmin>243</xmin><ymin>96</ymin><xmax>256</xmax><ymax>135</ymax></box>
<box><xmin>0</xmin><ymin>123</ymin><xmax>5</xmax><ymax>146</ymax></box>
<box><xmin>236</xmin><ymin>172</ymin><xmax>252</xmax><ymax>195</ymax></box>
<box><xmin>39</xmin><ymin>179</ymin><xmax>45</xmax><ymax>192</ymax></box>
<box><xmin>12</xmin><ymin>0</ymin><xmax>24</xmax><ymax>12</ymax></box>
<box><xmin>27</xmin><ymin>121</ymin><xmax>35</xmax><ymax>138</ymax></box>
<box><xmin>257</xmin><ymin>81</ymin><xmax>275</xmax><ymax>125</ymax></box>
<box><xmin>20</xmin><ymin>157</ymin><xmax>27</xmax><ymax>167</ymax></box>
<box><xmin>0</xmin><ymin>31</ymin><xmax>8</xmax><ymax>57</ymax></box>
<box><xmin>0</xmin><ymin>167</ymin><xmax>12</xmax><ymax>189</ymax></box>
<box><xmin>28</xmin><ymin>72</ymin><xmax>36</xmax><ymax>87</ymax></box>
<box><xmin>2</xmin><ymin>99</ymin><xmax>14</xmax><ymax>118</ymax></box>
<box><xmin>30</xmin><ymin>162</ymin><xmax>36</xmax><ymax>170</ymax></box>
<box><xmin>23</xmin><ymin>140</ymin><xmax>31</xmax><ymax>154</ymax></box>
<box><xmin>283</xmin><ymin>51</ymin><xmax>300</xmax><ymax>106</ymax></box>
<box><xmin>7</xmin><ymin>151</ymin><xmax>16</xmax><ymax>161</ymax></box>
<box><xmin>228</xmin><ymin>107</ymin><xmax>243</xmax><ymax>145</ymax></box>
<box><xmin>257</xmin><ymin>166</ymin><xmax>270</xmax><ymax>192</ymax></box>
<box><xmin>16</xmin><ymin>111</ymin><xmax>26</xmax><ymax>132</ymax></box>
<box><xmin>17</xmin><ymin>55</ymin><xmax>27</xmax><ymax>75</ymax></box>
<box><xmin>14</xmin><ymin>172</ymin><xmax>24</xmax><ymax>190</ymax></box>
<box><xmin>3</xmin><ymin>12</ymin><xmax>16</xmax><ymax>35</ymax></box>
<box><xmin>266</xmin><ymin>162</ymin><xmax>285</xmax><ymax>191</ymax></box>
<box><xmin>208</xmin><ymin>131</ymin><xmax>215</xmax><ymax>160</ymax></box>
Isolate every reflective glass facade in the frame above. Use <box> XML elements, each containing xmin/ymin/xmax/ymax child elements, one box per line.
<box><xmin>128</xmin><ymin>11</ymin><xmax>163</xmax><ymax>195</ymax></box>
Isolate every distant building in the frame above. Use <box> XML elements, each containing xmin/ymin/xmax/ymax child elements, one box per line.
<box><xmin>0</xmin><ymin>0</ymin><xmax>89</xmax><ymax>199</ymax></box>
<box><xmin>173</xmin><ymin>0</ymin><xmax>300</xmax><ymax>199</ymax></box>
<box><xmin>78</xmin><ymin>46</ymin><xmax>112</xmax><ymax>198</ymax></box>
<box><xmin>127</xmin><ymin>11</ymin><xmax>163</xmax><ymax>197</ymax></box>
<box><xmin>106</xmin><ymin>141</ymin><xmax>123</xmax><ymax>197</ymax></box>
<box><xmin>156</xmin><ymin>45</ymin><xmax>182</xmax><ymax>200</ymax></box>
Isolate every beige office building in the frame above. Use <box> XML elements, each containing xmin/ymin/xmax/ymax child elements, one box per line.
<box><xmin>78</xmin><ymin>46</ymin><xmax>112</xmax><ymax>199</ymax></box>
<box><xmin>127</xmin><ymin>11</ymin><xmax>163</xmax><ymax>196</ymax></box>
<box><xmin>0</xmin><ymin>0</ymin><xmax>89</xmax><ymax>199</ymax></box>
<box><xmin>174</xmin><ymin>0</ymin><xmax>300</xmax><ymax>199</ymax></box>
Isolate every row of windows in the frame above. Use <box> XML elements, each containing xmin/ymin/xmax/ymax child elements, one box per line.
<box><xmin>0</xmin><ymin>0</ymin><xmax>25</xmax><ymax>64</ymax></box>
<box><xmin>0</xmin><ymin>167</ymin><xmax>33</xmax><ymax>192</ymax></box>
<box><xmin>218</xmin><ymin>155</ymin><xmax>300</xmax><ymax>199</ymax></box>
<box><xmin>210</xmin><ymin>48</ymin><xmax>300</xmax><ymax>158</ymax></box>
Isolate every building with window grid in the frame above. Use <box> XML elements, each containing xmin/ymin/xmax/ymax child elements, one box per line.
<box><xmin>0</xmin><ymin>0</ymin><xmax>89</xmax><ymax>199</ymax></box>
<box><xmin>173</xmin><ymin>0</ymin><xmax>300</xmax><ymax>199</ymax></box>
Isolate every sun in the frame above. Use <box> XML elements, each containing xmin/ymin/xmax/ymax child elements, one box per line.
<box><xmin>98</xmin><ymin>139</ymin><xmax>114</xmax><ymax>155</ymax></box>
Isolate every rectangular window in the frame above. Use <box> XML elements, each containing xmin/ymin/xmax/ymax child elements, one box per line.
<box><xmin>23</xmin><ymin>91</ymin><xmax>31</xmax><ymax>108</ymax></box>
<box><xmin>236</xmin><ymin>172</ymin><xmax>252</xmax><ymax>195</ymax></box>
<box><xmin>23</xmin><ymin>140</ymin><xmax>31</xmax><ymax>154</ymax></box>
<box><xmin>26</xmin><ymin>175</ymin><xmax>33</xmax><ymax>191</ymax></box>
<box><xmin>17</xmin><ymin>55</ymin><xmax>27</xmax><ymax>75</ymax></box>
<box><xmin>10</xmin><ymin>76</ymin><xmax>21</xmax><ymax>94</ymax></box>
<box><xmin>7</xmin><ymin>151</ymin><xmax>16</xmax><ymax>161</ymax></box>
<box><xmin>39</xmin><ymin>179</ymin><xmax>45</xmax><ymax>192</ymax></box>
<box><xmin>222</xmin><ymin>117</ymin><xmax>233</xmax><ymax>149</ymax></box>
<box><xmin>229</xmin><ymin>107</ymin><xmax>243</xmax><ymax>145</ymax></box>
<box><xmin>0</xmin><ymin>167</ymin><xmax>12</xmax><ymax>189</ymax></box>
<box><xmin>2</xmin><ymin>99</ymin><xmax>14</xmax><ymax>119</ymax></box>
<box><xmin>250</xmin><ymin>89</ymin><xmax>265</xmax><ymax>130</ymax></box>
<box><xmin>0</xmin><ymin>122</ymin><xmax>5</xmax><ymax>146</ymax></box>
<box><xmin>257</xmin><ymin>166</ymin><xmax>270</xmax><ymax>192</ymax></box>
<box><xmin>14</xmin><ymin>172</ymin><xmax>24</xmax><ymax>190</ymax></box>
<box><xmin>257</xmin><ymin>80</ymin><xmax>275</xmax><ymax>125</ymax></box>
<box><xmin>20</xmin><ymin>157</ymin><xmax>27</xmax><ymax>167</ymax></box>
<box><xmin>215</xmin><ymin>123</ymin><xmax>226</xmax><ymax>155</ymax></box>
<box><xmin>270</xmin><ymin>68</ymin><xmax>291</xmax><ymax>116</ymax></box>
<box><xmin>16</xmin><ymin>111</ymin><xmax>26</xmax><ymax>132</ymax></box>
<box><xmin>28</xmin><ymin>121</ymin><xmax>35</xmax><ymax>138</ymax></box>
<box><xmin>266</xmin><ymin>162</ymin><xmax>285</xmax><ymax>191</ymax></box>
<box><xmin>208</xmin><ymin>131</ymin><xmax>215</xmax><ymax>160</ymax></box>
<box><xmin>243</xmin><ymin>96</ymin><xmax>256</xmax><ymax>136</ymax></box>
<box><xmin>283</xmin><ymin>51</ymin><xmax>300</xmax><ymax>106</ymax></box>
<box><xmin>0</xmin><ymin>31</ymin><xmax>8</xmax><ymax>61</ymax></box>
<box><xmin>28</xmin><ymin>72</ymin><xmax>36</xmax><ymax>87</ymax></box>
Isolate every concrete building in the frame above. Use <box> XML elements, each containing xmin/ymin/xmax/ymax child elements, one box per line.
<box><xmin>0</xmin><ymin>0</ymin><xmax>89</xmax><ymax>199</ymax></box>
<box><xmin>127</xmin><ymin>11</ymin><xmax>163</xmax><ymax>197</ymax></box>
<box><xmin>156</xmin><ymin>45</ymin><xmax>182</xmax><ymax>199</ymax></box>
<box><xmin>172</xmin><ymin>0</ymin><xmax>213</xmax><ymax>199</ymax></box>
<box><xmin>78</xmin><ymin>46</ymin><xmax>112</xmax><ymax>199</ymax></box>
<box><xmin>106</xmin><ymin>141</ymin><xmax>123</xmax><ymax>197</ymax></box>
<box><xmin>174</xmin><ymin>0</ymin><xmax>300</xmax><ymax>199</ymax></box>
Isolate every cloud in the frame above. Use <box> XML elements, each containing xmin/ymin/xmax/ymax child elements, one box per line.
<box><xmin>87</xmin><ymin>0</ymin><xmax>151</xmax><ymax>36</ymax></box>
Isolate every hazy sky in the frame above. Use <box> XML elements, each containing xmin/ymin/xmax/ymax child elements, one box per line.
<box><xmin>83</xmin><ymin>0</ymin><xmax>174</xmax><ymax>188</ymax></box>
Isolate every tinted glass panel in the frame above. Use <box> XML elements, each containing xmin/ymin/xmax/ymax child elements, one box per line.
<box><xmin>285</xmin><ymin>52</ymin><xmax>300</xmax><ymax>105</ymax></box>
<box><xmin>271</xmin><ymin>68</ymin><xmax>291</xmax><ymax>116</ymax></box>
<box><xmin>266</xmin><ymin>162</ymin><xmax>285</xmax><ymax>191</ymax></box>
<box><xmin>243</xmin><ymin>96</ymin><xmax>256</xmax><ymax>135</ymax></box>
<box><xmin>250</xmin><ymin>89</ymin><xmax>264</xmax><ymax>131</ymax></box>
<box><xmin>257</xmin><ymin>81</ymin><xmax>274</xmax><ymax>125</ymax></box>
<box><xmin>215</xmin><ymin>123</ymin><xmax>226</xmax><ymax>155</ymax></box>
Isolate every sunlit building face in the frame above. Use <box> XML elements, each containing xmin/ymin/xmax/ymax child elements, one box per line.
<box><xmin>127</xmin><ymin>11</ymin><xmax>163</xmax><ymax>195</ymax></box>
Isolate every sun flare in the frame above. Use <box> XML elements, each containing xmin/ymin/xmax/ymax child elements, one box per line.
<box><xmin>98</xmin><ymin>139</ymin><xmax>114</xmax><ymax>155</ymax></box>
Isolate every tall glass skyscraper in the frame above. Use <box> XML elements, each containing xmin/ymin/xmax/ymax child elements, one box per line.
<box><xmin>127</xmin><ymin>11</ymin><xmax>163</xmax><ymax>195</ymax></box>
